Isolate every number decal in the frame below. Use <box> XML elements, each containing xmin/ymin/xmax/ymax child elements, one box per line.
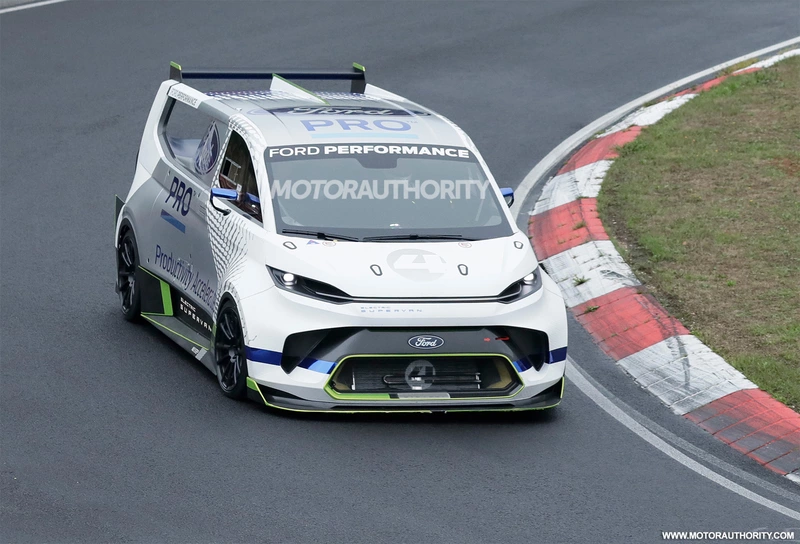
<box><xmin>165</xmin><ymin>177</ymin><xmax>193</xmax><ymax>216</ymax></box>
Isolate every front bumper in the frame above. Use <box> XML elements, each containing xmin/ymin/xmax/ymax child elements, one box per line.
<box><xmin>247</xmin><ymin>375</ymin><xmax>564</xmax><ymax>413</ymax></box>
<box><xmin>239</xmin><ymin>271</ymin><xmax>568</xmax><ymax>412</ymax></box>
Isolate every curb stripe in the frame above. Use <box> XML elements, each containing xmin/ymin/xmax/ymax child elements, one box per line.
<box><xmin>744</xmin><ymin>48</ymin><xmax>800</xmax><ymax>69</ymax></box>
<box><xmin>573</xmin><ymin>287</ymin><xmax>689</xmax><ymax>361</ymax></box>
<box><xmin>616</xmin><ymin>335</ymin><xmax>756</xmax><ymax>415</ymax></box>
<box><xmin>542</xmin><ymin>240</ymin><xmax>639</xmax><ymax>308</ymax></box>
<box><xmin>598</xmin><ymin>94</ymin><xmax>696</xmax><ymax>137</ymax></box>
<box><xmin>524</xmin><ymin>44</ymin><xmax>800</xmax><ymax>481</ymax></box>
<box><xmin>510</xmin><ymin>36</ymin><xmax>800</xmax><ymax>220</ymax></box>
<box><xmin>529</xmin><ymin>198</ymin><xmax>607</xmax><ymax>261</ymax></box>
<box><xmin>557</xmin><ymin>127</ymin><xmax>641</xmax><ymax>174</ymax></box>
<box><xmin>685</xmin><ymin>389</ymin><xmax>800</xmax><ymax>474</ymax></box>
<box><xmin>674</xmin><ymin>75</ymin><xmax>729</xmax><ymax>96</ymax></box>
<box><xmin>532</xmin><ymin>160</ymin><xmax>611</xmax><ymax>215</ymax></box>
<box><xmin>730</xmin><ymin>421</ymin><xmax>800</xmax><ymax>455</ymax></box>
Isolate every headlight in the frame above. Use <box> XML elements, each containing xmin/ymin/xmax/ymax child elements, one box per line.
<box><xmin>268</xmin><ymin>266</ymin><xmax>350</xmax><ymax>303</ymax></box>
<box><xmin>497</xmin><ymin>267</ymin><xmax>543</xmax><ymax>302</ymax></box>
<box><xmin>268</xmin><ymin>266</ymin><xmax>543</xmax><ymax>305</ymax></box>
<box><xmin>519</xmin><ymin>266</ymin><xmax>543</xmax><ymax>297</ymax></box>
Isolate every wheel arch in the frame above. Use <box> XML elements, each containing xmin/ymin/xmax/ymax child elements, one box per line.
<box><xmin>117</xmin><ymin>217</ymin><xmax>133</xmax><ymax>241</ymax></box>
<box><xmin>216</xmin><ymin>292</ymin><xmax>238</xmax><ymax>314</ymax></box>
<box><xmin>114</xmin><ymin>212</ymin><xmax>139</xmax><ymax>249</ymax></box>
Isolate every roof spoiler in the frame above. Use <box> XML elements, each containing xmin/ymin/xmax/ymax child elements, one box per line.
<box><xmin>169</xmin><ymin>61</ymin><xmax>367</xmax><ymax>93</ymax></box>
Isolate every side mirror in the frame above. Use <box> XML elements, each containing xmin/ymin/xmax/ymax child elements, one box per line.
<box><xmin>500</xmin><ymin>187</ymin><xmax>514</xmax><ymax>207</ymax></box>
<box><xmin>210</xmin><ymin>187</ymin><xmax>237</xmax><ymax>215</ymax></box>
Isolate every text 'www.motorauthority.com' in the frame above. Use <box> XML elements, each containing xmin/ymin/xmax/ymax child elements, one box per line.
<box><xmin>662</xmin><ymin>531</ymin><xmax>795</xmax><ymax>541</ymax></box>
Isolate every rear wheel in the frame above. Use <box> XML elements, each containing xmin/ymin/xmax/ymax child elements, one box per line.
<box><xmin>117</xmin><ymin>228</ymin><xmax>141</xmax><ymax>321</ymax></box>
<box><xmin>214</xmin><ymin>301</ymin><xmax>248</xmax><ymax>399</ymax></box>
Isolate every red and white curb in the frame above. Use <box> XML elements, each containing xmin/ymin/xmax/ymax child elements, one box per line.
<box><xmin>527</xmin><ymin>46</ymin><xmax>800</xmax><ymax>482</ymax></box>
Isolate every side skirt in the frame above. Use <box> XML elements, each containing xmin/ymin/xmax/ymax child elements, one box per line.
<box><xmin>138</xmin><ymin>266</ymin><xmax>216</xmax><ymax>373</ymax></box>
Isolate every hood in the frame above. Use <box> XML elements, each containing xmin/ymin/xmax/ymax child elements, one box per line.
<box><xmin>270</xmin><ymin>233</ymin><xmax>538</xmax><ymax>298</ymax></box>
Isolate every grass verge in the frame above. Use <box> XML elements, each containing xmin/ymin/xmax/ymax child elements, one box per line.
<box><xmin>598</xmin><ymin>56</ymin><xmax>800</xmax><ymax>411</ymax></box>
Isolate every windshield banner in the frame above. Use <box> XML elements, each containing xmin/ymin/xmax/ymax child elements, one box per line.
<box><xmin>267</xmin><ymin>144</ymin><xmax>473</xmax><ymax>161</ymax></box>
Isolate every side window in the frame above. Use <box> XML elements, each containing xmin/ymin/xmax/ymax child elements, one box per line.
<box><xmin>162</xmin><ymin>100</ymin><xmax>220</xmax><ymax>185</ymax></box>
<box><xmin>219</xmin><ymin>132</ymin><xmax>262</xmax><ymax>222</ymax></box>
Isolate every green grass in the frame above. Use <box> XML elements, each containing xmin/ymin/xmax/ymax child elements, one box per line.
<box><xmin>598</xmin><ymin>56</ymin><xmax>800</xmax><ymax>411</ymax></box>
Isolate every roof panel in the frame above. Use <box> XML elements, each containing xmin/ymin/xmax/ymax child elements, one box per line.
<box><xmin>207</xmin><ymin>91</ymin><xmax>466</xmax><ymax>148</ymax></box>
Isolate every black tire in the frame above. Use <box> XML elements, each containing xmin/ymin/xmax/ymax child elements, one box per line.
<box><xmin>117</xmin><ymin>228</ymin><xmax>141</xmax><ymax>322</ymax></box>
<box><xmin>214</xmin><ymin>300</ymin><xmax>248</xmax><ymax>399</ymax></box>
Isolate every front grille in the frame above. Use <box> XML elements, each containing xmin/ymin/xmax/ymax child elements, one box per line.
<box><xmin>329</xmin><ymin>355</ymin><xmax>521</xmax><ymax>397</ymax></box>
<box><xmin>304</xmin><ymin>279</ymin><xmax>523</xmax><ymax>304</ymax></box>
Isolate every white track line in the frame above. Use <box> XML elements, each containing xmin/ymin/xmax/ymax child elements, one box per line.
<box><xmin>510</xmin><ymin>35</ymin><xmax>800</xmax><ymax>219</ymax></box>
<box><xmin>566</xmin><ymin>359</ymin><xmax>800</xmax><ymax>520</ymax></box>
<box><xmin>0</xmin><ymin>0</ymin><xmax>69</xmax><ymax>15</ymax></box>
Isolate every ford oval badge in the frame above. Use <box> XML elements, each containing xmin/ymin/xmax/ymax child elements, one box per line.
<box><xmin>408</xmin><ymin>335</ymin><xmax>445</xmax><ymax>350</ymax></box>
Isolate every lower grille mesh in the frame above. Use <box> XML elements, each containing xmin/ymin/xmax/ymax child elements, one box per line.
<box><xmin>330</xmin><ymin>355</ymin><xmax>520</xmax><ymax>395</ymax></box>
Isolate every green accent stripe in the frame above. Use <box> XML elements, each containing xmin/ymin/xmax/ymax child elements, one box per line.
<box><xmin>323</xmin><ymin>384</ymin><xmax>391</xmax><ymax>401</ymax></box>
<box><xmin>170</xmin><ymin>61</ymin><xmax>182</xmax><ymax>70</ymax></box>
<box><xmin>272</xmin><ymin>74</ymin><xmax>330</xmax><ymax>105</ymax></box>
<box><xmin>142</xmin><ymin>315</ymin><xmax>208</xmax><ymax>350</ymax></box>
<box><xmin>160</xmin><ymin>280</ymin><xmax>173</xmax><ymax>316</ymax></box>
<box><xmin>324</xmin><ymin>353</ymin><xmax>523</xmax><ymax>401</ymax></box>
<box><xmin>352</xmin><ymin>62</ymin><xmax>366</xmax><ymax>72</ymax></box>
<box><xmin>138</xmin><ymin>266</ymin><xmax>161</xmax><ymax>279</ymax></box>
<box><xmin>336</xmin><ymin>353</ymin><xmax>508</xmax><ymax>359</ymax></box>
<box><xmin>138</xmin><ymin>266</ymin><xmax>173</xmax><ymax>316</ymax></box>
<box><xmin>249</xmin><ymin>377</ymin><xmax>560</xmax><ymax>414</ymax></box>
<box><xmin>445</xmin><ymin>402</ymin><xmax>561</xmax><ymax>413</ymax></box>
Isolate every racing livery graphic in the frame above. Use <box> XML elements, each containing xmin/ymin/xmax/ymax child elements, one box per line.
<box><xmin>114</xmin><ymin>62</ymin><xmax>568</xmax><ymax>412</ymax></box>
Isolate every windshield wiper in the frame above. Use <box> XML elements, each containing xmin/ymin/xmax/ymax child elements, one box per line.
<box><xmin>281</xmin><ymin>229</ymin><xmax>360</xmax><ymax>242</ymax></box>
<box><xmin>363</xmin><ymin>233</ymin><xmax>472</xmax><ymax>242</ymax></box>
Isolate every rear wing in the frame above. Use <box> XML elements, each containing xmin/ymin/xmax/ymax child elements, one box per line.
<box><xmin>169</xmin><ymin>61</ymin><xmax>367</xmax><ymax>93</ymax></box>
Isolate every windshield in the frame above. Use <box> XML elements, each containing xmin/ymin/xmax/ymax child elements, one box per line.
<box><xmin>264</xmin><ymin>144</ymin><xmax>512</xmax><ymax>241</ymax></box>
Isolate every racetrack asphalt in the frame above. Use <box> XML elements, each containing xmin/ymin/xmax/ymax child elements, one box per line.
<box><xmin>1</xmin><ymin>1</ymin><xmax>799</xmax><ymax>542</ymax></box>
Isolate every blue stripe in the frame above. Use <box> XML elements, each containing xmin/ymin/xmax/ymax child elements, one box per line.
<box><xmin>549</xmin><ymin>347</ymin><xmax>568</xmax><ymax>364</ymax></box>
<box><xmin>297</xmin><ymin>357</ymin><xmax>336</xmax><ymax>374</ymax></box>
<box><xmin>245</xmin><ymin>347</ymin><xmax>566</xmax><ymax>375</ymax></box>
<box><xmin>310</xmin><ymin>133</ymin><xmax>419</xmax><ymax>139</ymax></box>
<box><xmin>244</xmin><ymin>347</ymin><xmax>281</xmax><ymax>366</ymax></box>
<box><xmin>512</xmin><ymin>348</ymin><xmax>568</xmax><ymax>373</ymax></box>
<box><xmin>513</xmin><ymin>356</ymin><xmax>535</xmax><ymax>372</ymax></box>
<box><xmin>244</xmin><ymin>348</ymin><xmax>335</xmax><ymax>374</ymax></box>
<box><xmin>160</xmin><ymin>210</ymin><xmax>186</xmax><ymax>233</ymax></box>
<box><xmin>307</xmin><ymin>360</ymin><xmax>336</xmax><ymax>374</ymax></box>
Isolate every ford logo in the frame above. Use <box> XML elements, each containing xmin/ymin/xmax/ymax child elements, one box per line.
<box><xmin>408</xmin><ymin>335</ymin><xmax>445</xmax><ymax>350</ymax></box>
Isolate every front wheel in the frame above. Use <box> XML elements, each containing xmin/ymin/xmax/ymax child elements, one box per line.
<box><xmin>117</xmin><ymin>228</ymin><xmax>141</xmax><ymax>321</ymax></box>
<box><xmin>214</xmin><ymin>301</ymin><xmax>248</xmax><ymax>399</ymax></box>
